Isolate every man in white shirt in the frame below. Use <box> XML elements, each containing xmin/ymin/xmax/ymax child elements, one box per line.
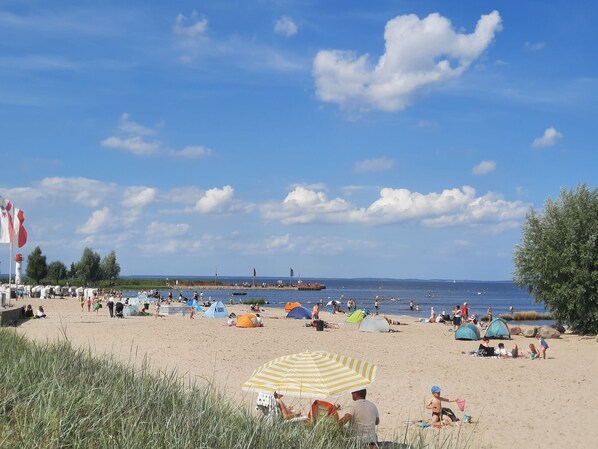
<box><xmin>340</xmin><ymin>389</ymin><xmax>379</xmax><ymax>448</ymax></box>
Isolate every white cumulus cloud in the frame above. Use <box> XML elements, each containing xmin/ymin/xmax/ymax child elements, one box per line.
<box><xmin>354</xmin><ymin>157</ymin><xmax>395</xmax><ymax>173</ymax></box>
<box><xmin>313</xmin><ymin>11</ymin><xmax>502</xmax><ymax>111</ymax></box>
<box><xmin>472</xmin><ymin>160</ymin><xmax>496</xmax><ymax>175</ymax></box>
<box><xmin>121</xmin><ymin>186</ymin><xmax>157</xmax><ymax>209</ymax></box>
<box><xmin>101</xmin><ymin>136</ymin><xmax>161</xmax><ymax>156</ymax></box>
<box><xmin>274</xmin><ymin>16</ymin><xmax>298</xmax><ymax>37</ymax></box>
<box><xmin>262</xmin><ymin>185</ymin><xmax>528</xmax><ymax>230</ymax></box>
<box><xmin>189</xmin><ymin>185</ymin><xmax>252</xmax><ymax>214</ymax></box>
<box><xmin>532</xmin><ymin>127</ymin><xmax>563</xmax><ymax>148</ymax></box>
<box><xmin>78</xmin><ymin>207</ymin><xmax>111</xmax><ymax>234</ymax></box>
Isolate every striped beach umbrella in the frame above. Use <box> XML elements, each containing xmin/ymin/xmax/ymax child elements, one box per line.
<box><xmin>241</xmin><ymin>351</ymin><xmax>377</xmax><ymax>399</ymax></box>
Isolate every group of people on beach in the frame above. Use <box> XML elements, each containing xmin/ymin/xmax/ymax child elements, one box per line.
<box><xmin>24</xmin><ymin>304</ymin><xmax>46</xmax><ymax>319</ymax></box>
<box><xmin>270</xmin><ymin>383</ymin><xmax>466</xmax><ymax>448</ymax></box>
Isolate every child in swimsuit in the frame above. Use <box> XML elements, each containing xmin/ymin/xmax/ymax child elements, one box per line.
<box><xmin>426</xmin><ymin>386</ymin><xmax>459</xmax><ymax>424</ymax></box>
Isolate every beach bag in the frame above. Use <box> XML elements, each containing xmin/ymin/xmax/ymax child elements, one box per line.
<box><xmin>441</xmin><ymin>407</ymin><xmax>459</xmax><ymax>422</ymax></box>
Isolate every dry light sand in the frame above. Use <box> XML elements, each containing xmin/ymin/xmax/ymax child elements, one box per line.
<box><xmin>13</xmin><ymin>297</ymin><xmax>598</xmax><ymax>449</ymax></box>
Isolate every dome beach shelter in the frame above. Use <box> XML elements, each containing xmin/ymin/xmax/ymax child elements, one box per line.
<box><xmin>455</xmin><ymin>323</ymin><xmax>481</xmax><ymax>340</ymax></box>
<box><xmin>202</xmin><ymin>300</ymin><xmax>228</xmax><ymax>318</ymax></box>
<box><xmin>485</xmin><ymin>318</ymin><xmax>511</xmax><ymax>339</ymax></box>
<box><xmin>346</xmin><ymin>309</ymin><xmax>367</xmax><ymax>323</ymax></box>
<box><xmin>285</xmin><ymin>302</ymin><xmax>301</xmax><ymax>312</ymax></box>
<box><xmin>286</xmin><ymin>306</ymin><xmax>312</xmax><ymax>319</ymax></box>
<box><xmin>359</xmin><ymin>315</ymin><xmax>390</xmax><ymax>333</ymax></box>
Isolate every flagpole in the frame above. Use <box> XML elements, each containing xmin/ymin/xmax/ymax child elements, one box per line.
<box><xmin>8</xmin><ymin>204</ymin><xmax>14</xmax><ymax>307</ymax></box>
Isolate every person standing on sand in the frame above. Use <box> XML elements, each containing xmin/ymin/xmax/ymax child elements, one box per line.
<box><xmin>487</xmin><ymin>306</ymin><xmax>493</xmax><ymax>323</ymax></box>
<box><xmin>461</xmin><ymin>302</ymin><xmax>469</xmax><ymax>320</ymax></box>
<box><xmin>452</xmin><ymin>305</ymin><xmax>462</xmax><ymax>330</ymax></box>
<box><xmin>107</xmin><ymin>295</ymin><xmax>114</xmax><ymax>318</ymax></box>
<box><xmin>537</xmin><ymin>335</ymin><xmax>549</xmax><ymax>359</ymax></box>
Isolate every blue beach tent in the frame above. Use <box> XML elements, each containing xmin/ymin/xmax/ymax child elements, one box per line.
<box><xmin>286</xmin><ymin>306</ymin><xmax>312</xmax><ymax>319</ymax></box>
<box><xmin>455</xmin><ymin>323</ymin><xmax>481</xmax><ymax>341</ymax></box>
<box><xmin>202</xmin><ymin>300</ymin><xmax>228</xmax><ymax>318</ymax></box>
<box><xmin>485</xmin><ymin>318</ymin><xmax>511</xmax><ymax>339</ymax></box>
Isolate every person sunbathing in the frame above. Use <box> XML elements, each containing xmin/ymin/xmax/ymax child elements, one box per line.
<box><xmin>274</xmin><ymin>392</ymin><xmax>302</xmax><ymax>420</ymax></box>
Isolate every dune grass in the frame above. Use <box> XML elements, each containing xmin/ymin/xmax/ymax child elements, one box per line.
<box><xmin>498</xmin><ymin>311</ymin><xmax>553</xmax><ymax>321</ymax></box>
<box><xmin>0</xmin><ymin>329</ymin><xmax>476</xmax><ymax>449</ymax></box>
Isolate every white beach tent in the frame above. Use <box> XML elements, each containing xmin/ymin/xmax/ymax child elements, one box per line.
<box><xmin>358</xmin><ymin>315</ymin><xmax>390</xmax><ymax>333</ymax></box>
<box><xmin>203</xmin><ymin>300</ymin><xmax>229</xmax><ymax>318</ymax></box>
<box><xmin>84</xmin><ymin>288</ymin><xmax>97</xmax><ymax>300</ymax></box>
<box><xmin>75</xmin><ymin>287</ymin><xmax>84</xmax><ymax>297</ymax></box>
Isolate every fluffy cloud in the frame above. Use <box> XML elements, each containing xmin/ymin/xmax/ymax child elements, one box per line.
<box><xmin>263</xmin><ymin>185</ymin><xmax>528</xmax><ymax>229</ymax></box>
<box><xmin>524</xmin><ymin>41</ymin><xmax>545</xmax><ymax>51</ymax></box>
<box><xmin>472</xmin><ymin>160</ymin><xmax>496</xmax><ymax>175</ymax></box>
<box><xmin>532</xmin><ymin>127</ymin><xmax>563</xmax><ymax>148</ymax></box>
<box><xmin>77</xmin><ymin>207</ymin><xmax>111</xmax><ymax>234</ymax></box>
<box><xmin>262</xmin><ymin>186</ymin><xmax>352</xmax><ymax>224</ymax></box>
<box><xmin>274</xmin><ymin>16</ymin><xmax>298</xmax><ymax>37</ymax></box>
<box><xmin>313</xmin><ymin>11</ymin><xmax>502</xmax><ymax>111</ymax></box>
<box><xmin>121</xmin><ymin>187</ymin><xmax>157</xmax><ymax>209</ymax></box>
<box><xmin>189</xmin><ymin>185</ymin><xmax>252</xmax><ymax>214</ymax></box>
<box><xmin>102</xmin><ymin>113</ymin><xmax>214</xmax><ymax>159</ymax></box>
<box><xmin>354</xmin><ymin>157</ymin><xmax>395</xmax><ymax>173</ymax></box>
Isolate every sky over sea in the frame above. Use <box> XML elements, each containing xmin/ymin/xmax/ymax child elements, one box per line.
<box><xmin>0</xmin><ymin>0</ymin><xmax>596</xmax><ymax>280</ymax></box>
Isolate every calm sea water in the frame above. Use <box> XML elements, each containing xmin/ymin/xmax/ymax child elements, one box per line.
<box><xmin>123</xmin><ymin>277</ymin><xmax>549</xmax><ymax>320</ymax></box>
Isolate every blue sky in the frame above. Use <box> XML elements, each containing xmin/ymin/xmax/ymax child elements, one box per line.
<box><xmin>1</xmin><ymin>0</ymin><xmax>596</xmax><ymax>280</ymax></box>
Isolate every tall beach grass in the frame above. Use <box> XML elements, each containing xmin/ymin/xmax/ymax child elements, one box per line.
<box><xmin>0</xmin><ymin>330</ymin><xmax>476</xmax><ymax>448</ymax></box>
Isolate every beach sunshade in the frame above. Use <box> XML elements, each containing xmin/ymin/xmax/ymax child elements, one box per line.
<box><xmin>346</xmin><ymin>309</ymin><xmax>367</xmax><ymax>323</ymax></box>
<box><xmin>326</xmin><ymin>300</ymin><xmax>338</xmax><ymax>307</ymax></box>
<box><xmin>203</xmin><ymin>300</ymin><xmax>229</xmax><ymax>318</ymax></box>
<box><xmin>359</xmin><ymin>315</ymin><xmax>390</xmax><ymax>333</ymax></box>
<box><xmin>236</xmin><ymin>313</ymin><xmax>260</xmax><ymax>328</ymax></box>
<box><xmin>484</xmin><ymin>318</ymin><xmax>511</xmax><ymax>339</ymax></box>
<box><xmin>285</xmin><ymin>302</ymin><xmax>302</xmax><ymax>312</ymax></box>
<box><xmin>241</xmin><ymin>351</ymin><xmax>377</xmax><ymax>399</ymax></box>
<box><xmin>286</xmin><ymin>306</ymin><xmax>312</xmax><ymax>319</ymax></box>
<box><xmin>454</xmin><ymin>323</ymin><xmax>481</xmax><ymax>341</ymax></box>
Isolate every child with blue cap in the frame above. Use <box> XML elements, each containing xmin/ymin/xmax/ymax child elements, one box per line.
<box><xmin>426</xmin><ymin>386</ymin><xmax>460</xmax><ymax>425</ymax></box>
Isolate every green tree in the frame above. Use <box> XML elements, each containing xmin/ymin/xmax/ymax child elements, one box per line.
<box><xmin>26</xmin><ymin>246</ymin><xmax>48</xmax><ymax>284</ymax></box>
<box><xmin>69</xmin><ymin>262</ymin><xmax>78</xmax><ymax>279</ymax></box>
<box><xmin>100</xmin><ymin>250</ymin><xmax>121</xmax><ymax>285</ymax></box>
<box><xmin>513</xmin><ymin>184</ymin><xmax>598</xmax><ymax>334</ymax></box>
<box><xmin>77</xmin><ymin>247</ymin><xmax>101</xmax><ymax>286</ymax></box>
<box><xmin>47</xmin><ymin>261</ymin><xmax>68</xmax><ymax>285</ymax></box>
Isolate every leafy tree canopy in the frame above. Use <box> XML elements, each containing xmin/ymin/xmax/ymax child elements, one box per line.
<box><xmin>513</xmin><ymin>184</ymin><xmax>598</xmax><ymax>334</ymax></box>
<box><xmin>100</xmin><ymin>250</ymin><xmax>121</xmax><ymax>285</ymax></box>
<box><xmin>47</xmin><ymin>261</ymin><xmax>68</xmax><ymax>285</ymax></box>
<box><xmin>26</xmin><ymin>246</ymin><xmax>48</xmax><ymax>284</ymax></box>
<box><xmin>77</xmin><ymin>248</ymin><xmax>102</xmax><ymax>286</ymax></box>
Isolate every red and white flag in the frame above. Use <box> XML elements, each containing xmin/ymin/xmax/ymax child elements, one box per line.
<box><xmin>0</xmin><ymin>200</ymin><xmax>27</xmax><ymax>247</ymax></box>
<box><xmin>0</xmin><ymin>200</ymin><xmax>14</xmax><ymax>244</ymax></box>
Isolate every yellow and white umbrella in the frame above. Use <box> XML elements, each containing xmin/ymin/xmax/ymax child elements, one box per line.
<box><xmin>241</xmin><ymin>351</ymin><xmax>377</xmax><ymax>399</ymax></box>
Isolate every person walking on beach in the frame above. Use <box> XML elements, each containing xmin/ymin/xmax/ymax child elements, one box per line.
<box><xmin>107</xmin><ymin>295</ymin><xmax>114</xmax><ymax>318</ymax></box>
<box><xmin>487</xmin><ymin>306</ymin><xmax>493</xmax><ymax>323</ymax></box>
<box><xmin>509</xmin><ymin>304</ymin><xmax>514</xmax><ymax>317</ymax></box>
<box><xmin>374</xmin><ymin>298</ymin><xmax>380</xmax><ymax>315</ymax></box>
<box><xmin>339</xmin><ymin>389</ymin><xmax>379</xmax><ymax>448</ymax></box>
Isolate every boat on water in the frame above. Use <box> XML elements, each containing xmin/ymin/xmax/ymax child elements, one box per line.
<box><xmin>232</xmin><ymin>292</ymin><xmax>247</xmax><ymax>296</ymax></box>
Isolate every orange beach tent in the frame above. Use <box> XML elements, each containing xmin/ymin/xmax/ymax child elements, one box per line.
<box><xmin>236</xmin><ymin>313</ymin><xmax>260</xmax><ymax>328</ymax></box>
<box><xmin>285</xmin><ymin>302</ymin><xmax>301</xmax><ymax>312</ymax></box>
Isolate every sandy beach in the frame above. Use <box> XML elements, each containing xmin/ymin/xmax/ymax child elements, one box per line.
<box><xmin>13</xmin><ymin>297</ymin><xmax>598</xmax><ymax>449</ymax></box>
